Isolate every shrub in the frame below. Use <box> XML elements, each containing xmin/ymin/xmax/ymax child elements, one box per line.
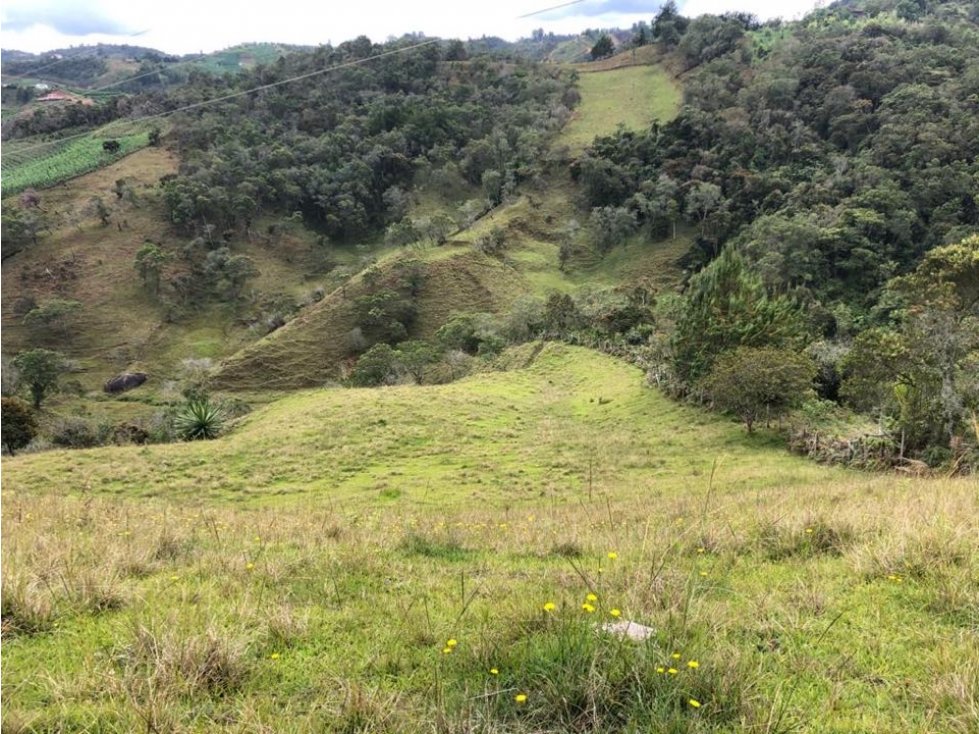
<box><xmin>50</xmin><ymin>416</ymin><xmax>110</xmax><ymax>448</ymax></box>
<box><xmin>349</xmin><ymin>344</ymin><xmax>402</xmax><ymax>387</ymax></box>
<box><xmin>1</xmin><ymin>397</ymin><xmax>37</xmax><ymax>454</ymax></box>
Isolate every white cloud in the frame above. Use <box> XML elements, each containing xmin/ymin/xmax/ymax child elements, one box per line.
<box><xmin>1</xmin><ymin>0</ymin><xmax>823</xmax><ymax>55</ymax></box>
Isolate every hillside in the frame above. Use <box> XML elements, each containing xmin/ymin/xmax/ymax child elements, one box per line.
<box><xmin>3</xmin><ymin>5</ymin><xmax>979</xmax><ymax>730</ymax></box>
<box><xmin>2</xmin><ymin>42</ymin><xmax>688</xmax><ymax>404</ymax></box>
<box><xmin>4</xmin><ymin>344</ymin><xmax>976</xmax><ymax>731</ymax></box>
<box><xmin>209</xmin><ymin>54</ymin><xmax>684</xmax><ymax>390</ymax></box>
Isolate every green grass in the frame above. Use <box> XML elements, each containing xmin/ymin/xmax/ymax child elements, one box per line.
<box><xmin>1</xmin><ymin>130</ymin><xmax>151</xmax><ymax>196</ymax></box>
<box><xmin>559</xmin><ymin>64</ymin><xmax>682</xmax><ymax>152</ymax></box>
<box><xmin>189</xmin><ymin>43</ymin><xmax>307</xmax><ymax>74</ymax></box>
<box><xmin>3</xmin><ymin>344</ymin><xmax>976</xmax><ymax>731</ymax></box>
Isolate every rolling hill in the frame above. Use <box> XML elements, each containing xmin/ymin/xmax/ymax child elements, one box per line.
<box><xmin>3</xmin><ymin>343</ymin><xmax>976</xmax><ymax>731</ymax></box>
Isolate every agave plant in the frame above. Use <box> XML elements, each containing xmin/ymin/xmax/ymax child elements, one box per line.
<box><xmin>173</xmin><ymin>398</ymin><xmax>225</xmax><ymax>441</ymax></box>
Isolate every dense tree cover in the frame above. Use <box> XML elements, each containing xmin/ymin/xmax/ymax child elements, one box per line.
<box><xmin>575</xmin><ymin>0</ymin><xmax>979</xmax><ymax>465</ymax></box>
<box><xmin>160</xmin><ymin>37</ymin><xmax>575</xmax><ymax>242</ymax></box>
<box><xmin>840</xmin><ymin>238</ymin><xmax>978</xmax><ymax>461</ymax></box>
<box><xmin>579</xmin><ymin>0</ymin><xmax>979</xmax><ymax>311</ymax></box>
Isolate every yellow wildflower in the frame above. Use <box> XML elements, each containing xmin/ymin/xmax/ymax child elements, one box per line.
<box><xmin>687</xmin><ymin>660</ymin><xmax>699</xmax><ymax>669</ymax></box>
<box><xmin>490</xmin><ymin>668</ymin><xmax>499</xmax><ymax>675</ymax></box>
<box><xmin>543</xmin><ymin>602</ymin><xmax>556</xmax><ymax>612</ymax></box>
<box><xmin>607</xmin><ymin>551</ymin><xmax>618</xmax><ymax>560</ymax></box>
<box><xmin>270</xmin><ymin>652</ymin><xmax>280</xmax><ymax>660</ymax></box>
<box><xmin>610</xmin><ymin>608</ymin><xmax>622</xmax><ymax>618</ymax></box>
<box><xmin>689</xmin><ymin>699</ymin><xmax>701</xmax><ymax>708</ymax></box>
<box><xmin>442</xmin><ymin>647</ymin><xmax>453</xmax><ymax>654</ymax></box>
<box><xmin>586</xmin><ymin>593</ymin><xmax>598</xmax><ymax>602</ymax></box>
<box><xmin>668</xmin><ymin>668</ymin><xmax>678</xmax><ymax>675</ymax></box>
<box><xmin>656</xmin><ymin>666</ymin><xmax>665</xmax><ymax>673</ymax></box>
<box><xmin>671</xmin><ymin>653</ymin><xmax>681</xmax><ymax>659</ymax></box>
<box><xmin>515</xmin><ymin>693</ymin><xmax>528</xmax><ymax>703</ymax></box>
<box><xmin>582</xmin><ymin>603</ymin><xmax>596</xmax><ymax>613</ymax></box>
<box><xmin>446</xmin><ymin>639</ymin><xmax>458</xmax><ymax>648</ymax></box>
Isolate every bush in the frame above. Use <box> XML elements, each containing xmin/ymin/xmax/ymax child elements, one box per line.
<box><xmin>1</xmin><ymin>397</ymin><xmax>37</xmax><ymax>454</ymax></box>
<box><xmin>349</xmin><ymin>344</ymin><xmax>402</xmax><ymax>387</ymax></box>
<box><xmin>50</xmin><ymin>416</ymin><xmax>111</xmax><ymax>448</ymax></box>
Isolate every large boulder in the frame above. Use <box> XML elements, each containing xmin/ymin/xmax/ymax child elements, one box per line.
<box><xmin>103</xmin><ymin>372</ymin><xmax>148</xmax><ymax>394</ymax></box>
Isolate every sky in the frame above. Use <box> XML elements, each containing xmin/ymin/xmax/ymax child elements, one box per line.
<box><xmin>1</xmin><ymin>0</ymin><xmax>823</xmax><ymax>56</ymax></box>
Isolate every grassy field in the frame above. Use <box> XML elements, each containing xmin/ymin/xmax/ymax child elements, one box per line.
<box><xmin>3</xmin><ymin>344</ymin><xmax>976</xmax><ymax>732</ymax></box>
<box><xmin>559</xmin><ymin>61</ymin><xmax>682</xmax><ymax>152</ymax></box>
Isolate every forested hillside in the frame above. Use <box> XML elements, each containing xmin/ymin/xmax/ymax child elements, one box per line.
<box><xmin>3</xmin><ymin>4</ymin><xmax>979</xmax><ymax>731</ymax></box>
<box><xmin>568</xmin><ymin>0</ymin><xmax>979</xmax><ymax>467</ymax></box>
<box><xmin>2</xmin><ymin>1</ymin><xmax>977</xmax><ymax>470</ymax></box>
<box><xmin>159</xmin><ymin>37</ymin><xmax>575</xmax><ymax>242</ymax></box>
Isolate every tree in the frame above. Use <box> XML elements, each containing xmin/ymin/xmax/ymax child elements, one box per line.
<box><xmin>91</xmin><ymin>195</ymin><xmax>111</xmax><ymax>226</ymax></box>
<box><xmin>134</xmin><ymin>242</ymin><xmax>174</xmax><ymax>295</ymax></box>
<box><xmin>591</xmin><ymin>35</ymin><xmax>614</xmax><ymax>60</ymax></box>
<box><xmin>574</xmin><ymin>156</ymin><xmax>633</xmax><ymax>208</ymax></box>
<box><xmin>353</xmin><ymin>289</ymin><xmax>418</xmax><ymax>345</ymax></box>
<box><xmin>2</xmin><ymin>206</ymin><xmax>46</xmax><ymax>259</ymax></box>
<box><xmin>653</xmin><ymin>0</ymin><xmax>688</xmax><ymax>47</ymax></box>
<box><xmin>671</xmin><ymin>247</ymin><xmax>804</xmax><ymax>385</ymax></box>
<box><xmin>418</xmin><ymin>213</ymin><xmax>456</xmax><ymax>245</ymax></box>
<box><xmin>12</xmin><ymin>349</ymin><xmax>65</xmax><ymax>409</ymax></box>
<box><xmin>444</xmin><ymin>39</ymin><xmax>467</xmax><ymax>61</ymax></box>
<box><xmin>685</xmin><ymin>182</ymin><xmax>725</xmax><ymax>243</ymax></box>
<box><xmin>701</xmin><ymin>346</ymin><xmax>816</xmax><ymax>432</ymax></box>
<box><xmin>385</xmin><ymin>219</ymin><xmax>422</xmax><ymax>247</ymax></box>
<box><xmin>632</xmin><ymin>21</ymin><xmax>650</xmax><ymax>47</ymax></box>
<box><xmin>589</xmin><ymin>206</ymin><xmax>637</xmax><ymax>253</ymax></box>
<box><xmin>349</xmin><ymin>343</ymin><xmax>401</xmax><ymax>386</ymax></box>
<box><xmin>841</xmin><ymin>238</ymin><xmax>979</xmax><ymax>458</ymax></box>
<box><xmin>1</xmin><ymin>397</ymin><xmax>37</xmax><ymax>454</ymax></box>
<box><xmin>397</xmin><ymin>340</ymin><xmax>438</xmax><ymax>383</ymax></box>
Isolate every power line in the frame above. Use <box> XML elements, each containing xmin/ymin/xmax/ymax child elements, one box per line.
<box><xmin>88</xmin><ymin>52</ymin><xmax>210</xmax><ymax>93</ymax></box>
<box><xmin>2</xmin><ymin>39</ymin><xmax>441</xmax><ymax>158</ymax></box>
<box><xmin>518</xmin><ymin>0</ymin><xmax>586</xmax><ymax>19</ymax></box>
<box><xmin>2</xmin><ymin>45</ymin><xmax>113</xmax><ymax>81</ymax></box>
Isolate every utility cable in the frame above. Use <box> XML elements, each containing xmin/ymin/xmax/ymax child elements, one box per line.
<box><xmin>2</xmin><ymin>38</ymin><xmax>440</xmax><ymax>158</ymax></box>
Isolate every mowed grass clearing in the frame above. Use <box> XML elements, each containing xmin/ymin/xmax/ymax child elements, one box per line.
<box><xmin>559</xmin><ymin>63</ymin><xmax>682</xmax><ymax>152</ymax></box>
<box><xmin>3</xmin><ymin>344</ymin><xmax>976</xmax><ymax>732</ymax></box>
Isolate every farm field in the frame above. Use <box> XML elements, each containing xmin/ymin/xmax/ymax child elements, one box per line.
<box><xmin>1</xmin><ymin>129</ymin><xmax>151</xmax><ymax>197</ymax></box>
<box><xmin>3</xmin><ymin>344</ymin><xmax>976</xmax><ymax>732</ymax></box>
